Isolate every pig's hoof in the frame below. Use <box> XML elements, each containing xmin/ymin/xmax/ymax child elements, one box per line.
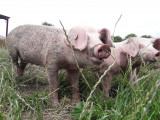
<box><xmin>72</xmin><ymin>99</ymin><xmax>81</xmax><ymax>104</ymax></box>
<box><xmin>104</xmin><ymin>93</ymin><xmax>110</xmax><ymax>99</ymax></box>
<box><xmin>51</xmin><ymin>101</ymin><xmax>59</xmax><ymax>107</ymax></box>
<box><xmin>16</xmin><ymin>72</ymin><xmax>23</xmax><ymax>77</ymax></box>
<box><xmin>50</xmin><ymin>100</ymin><xmax>59</xmax><ymax>107</ymax></box>
<box><xmin>16</xmin><ymin>68</ymin><xmax>23</xmax><ymax>77</ymax></box>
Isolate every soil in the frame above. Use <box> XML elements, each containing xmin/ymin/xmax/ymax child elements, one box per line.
<box><xmin>20</xmin><ymin>80</ymin><xmax>75</xmax><ymax>120</ymax></box>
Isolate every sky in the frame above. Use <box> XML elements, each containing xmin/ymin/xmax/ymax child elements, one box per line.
<box><xmin>0</xmin><ymin>0</ymin><xmax>160</xmax><ymax>38</ymax></box>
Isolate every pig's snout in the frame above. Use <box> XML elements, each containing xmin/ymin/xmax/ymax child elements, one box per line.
<box><xmin>97</xmin><ymin>44</ymin><xmax>111</xmax><ymax>60</ymax></box>
<box><xmin>89</xmin><ymin>44</ymin><xmax>111</xmax><ymax>64</ymax></box>
<box><xmin>154</xmin><ymin>51</ymin><xmax>160</xmax><ymax>61</ymax></box>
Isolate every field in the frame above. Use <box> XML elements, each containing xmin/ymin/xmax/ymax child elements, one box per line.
<box><xmin>0</xmin><ymin>39</ymin><xmax>160</xmax><ymax>120</ymax></box>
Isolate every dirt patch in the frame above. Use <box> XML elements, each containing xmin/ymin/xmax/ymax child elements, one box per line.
<box><xmin>43</xmin><ymin>104</ymin><xmax>74</xmax><ymax>120</ymax></box>
<box><xmin>19</xmin><ymin>78</ymin><xmax>49</xmax><ymax>95</ymax></box>
<box><xmin>20</xmin><ymin>79</ymin><xmax>75</xmax><ymax>120</ymax></box>
<box><xmin>22</xmin><ymin>103</ymin><xmax>74</xmax><ymax>120</ymax></box>
<box><xmin>21</xmin><ymin>98</ymin><xmax>75</xmax><ymax>120</ymax></box>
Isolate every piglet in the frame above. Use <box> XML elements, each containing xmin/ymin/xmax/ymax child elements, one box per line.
<box><xmin>99</xmin><ymin>37</ymin><xmax>160</xmax><ymax>98</ymax></box>
<box><xmin>6</xmin><ymin>25</ymin><xmax>112</xmax><ymax>106</ymax></box>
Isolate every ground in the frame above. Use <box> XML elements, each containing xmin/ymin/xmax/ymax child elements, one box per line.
<box><xmin>18</xmin><ymin>66</ymin><xmax>75</xmax><ymax>120</ymax></box>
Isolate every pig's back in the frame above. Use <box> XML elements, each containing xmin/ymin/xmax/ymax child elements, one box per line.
<box><xmin>6</xmin><ymin>25</ymin><xmax>65</xmax><ymax>65</ymax></box>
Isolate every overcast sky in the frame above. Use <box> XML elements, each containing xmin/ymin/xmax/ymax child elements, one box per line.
<box><xmin>0</xmin><ymin>0</ymin><xmax>160</xmax><ymax>38</ymax></box>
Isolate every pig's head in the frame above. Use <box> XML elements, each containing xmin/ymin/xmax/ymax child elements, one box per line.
<box><xmin>119</xmin><ymin>37</ymin><xmax>160</xmax><ymax>66</ymax></box>
<box><xmin>64</xmin><ymin>26</ymin><xmax>113</xmax><ymax>65</ymax></box>
<box><xmin>138</xmin><ymin>37</ymin><xmax>160</xmax><ymax>63</ymax></box>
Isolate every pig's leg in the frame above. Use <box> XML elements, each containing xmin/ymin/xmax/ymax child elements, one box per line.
<box><xmin>102</xmin><ymin>73</ymin><xmax>112</xmax><ymax>98</ymax></box>
<box><xmin>17</xmin><ymin>59</ymin><xmax>27</xmax><ymax>77</ymax></box>
<box><xmin>47</xmin><ymin>67</ymin><xmax>59</xmax><ymax>106</ymax></box>
<box><xmin>68</xmin><ymin>69</ymin><xmax>81</xmax><ymax>103</ymax></box>
<box><xmin>9</xmin><ymin>49</ymin><xmax>21</xmax><ymax>77</ymax></box>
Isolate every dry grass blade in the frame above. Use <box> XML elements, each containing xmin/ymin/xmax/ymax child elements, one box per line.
<box><xmin>79</xmin><ymin>61</ymin><xmax>115</xmax><ymax>120</ymax></box>
<box><xmin>59</xmin><ymin>20</ymin><xmax>91</xmax><ymax>89</ymax></box>
<box><xmin>112</xmin><ymin>14</ymin><xmax>122</xmax><ymax>38</ymax></box>
<box><xmin>140</xmin><ymin>81</ymin><xmax>160</xmax><ymax>120</ymax></box>
<box><xmin>16</xmin><ymin>92</ymin><xmax>37</xmax><ymax>113</ymax></box>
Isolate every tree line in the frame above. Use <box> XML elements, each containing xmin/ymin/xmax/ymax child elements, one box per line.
<box><xmin>113</xmin><ymin>34</ymin><xmax>152</xmax><ymax>42</ymax></box>
<box><xmin>42</xmin><ymin>21</ymin><xmax>152</xmax><ymax>43</ymax></box>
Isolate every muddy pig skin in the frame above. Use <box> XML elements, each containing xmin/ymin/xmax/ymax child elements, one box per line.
<box><xmin>6</xmin><ymin>24</ymin><xmax>113</xmax><ymax>106</ymax></box>
<box><xmin>99</xmin><ymin>37</ymin><xmax>160</xmax><ymax>98</ymax></box>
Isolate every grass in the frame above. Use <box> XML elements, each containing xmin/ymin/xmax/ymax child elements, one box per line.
<box><xmin>0</xmin><ymin>47</ymin><xmax>74</xmax><ymax>119</ymax></box>
<box><xmin>0</xmin><ymin>46</ymin><xmax>160</xmax><ymax>120</ymax></box>
<box><xmin>72</xmin><ymin>63</ymin><xmax>160</xmax><ymax>120</ymax></box>
<box><xmin>0</xmin><ymin>38</ymin><xmax>6</xmax><ymax>48</ymax></box>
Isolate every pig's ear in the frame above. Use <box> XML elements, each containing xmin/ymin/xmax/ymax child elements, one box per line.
<box><xmin>152</xmin><ymin>38</ymin><xmax>160</xmax><ymax>50</ymax></box>
<box><xmin>99</xmin><ymin>28</ymin><xmax>113</xmax><ymax>47</ymax></box>
<box><xmin>121</xmin><ymin>38</ymin><xmax>139</xmax><ymax>57</ymax></box>
<box><xmin>64</xmin><ymin>27</ymin><xmax>88</xmax><ymax>51</ymax></box>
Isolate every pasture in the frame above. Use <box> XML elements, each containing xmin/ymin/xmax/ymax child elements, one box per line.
<box><xmin>0</xmin><ymin>38</ymin><xmax>160</xmax><ymax>120</ymax></box>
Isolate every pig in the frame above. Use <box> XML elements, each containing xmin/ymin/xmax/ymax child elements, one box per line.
<box><xmin>6</xmin><ymin>24</ymin><xmax>112</xmax><ymax>106</ymax></box>
<box><xmin>99</xmin><ymin>37</ymin><xmax>160</xmax><ymax>98</ymax></box>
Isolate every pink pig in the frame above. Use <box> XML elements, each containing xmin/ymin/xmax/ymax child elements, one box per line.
<box><xmin>99</xmin><ymin>37</ymin><xmax>160</xmax><ymax>98</ymax></box>
<box><xmin>6</xmin><ymin>25</ymin><xmax>113</xmax><ymax>106</ymax></box>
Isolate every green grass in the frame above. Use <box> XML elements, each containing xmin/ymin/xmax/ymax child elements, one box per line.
<box><xmin>0</xmin><ymin>47</ymin><xmax>70</xmax><ymax>119</ymax></box>
<box><xmin>0</xmin><ymin>47</ymin><xmax>160</xmax><ymax>120</ymax></box>
<box><xmin>72</xmin><ymin>64</ymin><xmax>160</xmax><ymax>120</ymax></box>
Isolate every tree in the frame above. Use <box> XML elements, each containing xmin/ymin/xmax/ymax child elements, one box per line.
<box><xmin>42</xmin><ymin>21</ymin><xmax>54</xmax><ymax>26</ymax></box>
<box><xmin>124</xmin><ymin>33</ymin><xmax>137</xmax><ymax>40</ymax></box>
<box><xmin>113</xmin><ymin>36</ymin><xmax>123</xmax><ymax>42</ymax></box>
<box><xmin>141</xmin><ymin>35</ymin><xmax>152</xmax><ymax>38</ymax></box>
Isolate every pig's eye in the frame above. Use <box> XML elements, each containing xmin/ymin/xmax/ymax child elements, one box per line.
<box><xmin>98</xmin><ymin>49</ymin><xmax>103</xmax><ymax>53</ymax></box>
<box><xmin>99</xmin><ymin>36</ymin><xmax>106</xmax><ymax>44</ymax></box>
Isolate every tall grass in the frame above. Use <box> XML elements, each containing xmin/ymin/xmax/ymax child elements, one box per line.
<box><xmin>0</xmin><ymin>47</ymin><xmax>69</xmax><ymax>119</ymax></box>
<box><xmin>0</xmin><ymin>41</ymin><xmax>160</xmax><ymax>119</ymax></box>
<box><xmin>71</xmin><ymin>62</ymin><xmax>160</xmax><ymax>120</ymax></box>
